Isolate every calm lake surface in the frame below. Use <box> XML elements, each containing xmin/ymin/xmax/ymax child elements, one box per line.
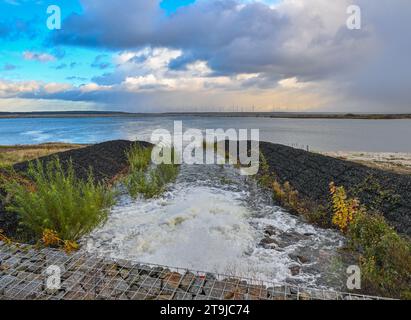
<box><xmin>1</xmin><ymin>116</ymin><xmax>410</xmax><ymax>152</ymax></box>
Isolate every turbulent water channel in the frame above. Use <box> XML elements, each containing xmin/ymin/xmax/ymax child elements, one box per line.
<box><xmin>83</xmin><ymin>155</ymin><xmax>349</xmax><ymax>291</ymax></box>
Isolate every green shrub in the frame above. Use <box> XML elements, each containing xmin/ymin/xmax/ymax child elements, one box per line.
<box><xmin>348</xmin><ymin>212</ymin><xmax>411</xmax><ymax>299</ymax></box>
<box><xmin>1</xmin><ymin>158</ymin><xmax>115</xmax><ymax>241</ymax></box>
<box><xmin>124</xmin><ymin>145</ymin><xmax>180</xmax><ymax>199</ymax></box>
<box><xmin>126</xmin><ymin>144</ymin><xmax>152</xmax><ymax>172</ymax></box>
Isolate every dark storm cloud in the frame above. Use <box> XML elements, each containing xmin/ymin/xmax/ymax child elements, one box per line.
<box><xmin>51</xmin><ymin>0</ymin><xmax>371</xmax><ymax>81</ymax></box>
<box><xmin>40</xmin><ymin>0</ymin><xmax>411</xmax><ymax>111</ymax></box>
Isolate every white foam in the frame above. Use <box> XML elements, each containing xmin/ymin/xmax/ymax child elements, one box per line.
<box><xmin>84</xmin><ymin>185</ymin><xmax>299</xmax><ymax>282</ymax></box>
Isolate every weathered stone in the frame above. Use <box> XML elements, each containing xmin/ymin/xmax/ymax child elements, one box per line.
<box><xmin>4</xmin><ymin>279</ymin><xmax>43</xmax><ymax>299</ymax></box>
<box><xmin>224</xmin><ymin>288</ymin><xmax>246</xmax><ymax>300</ymax></box>
<box><xmin>137</xmin><ymin>275</ymin><xmax>162</xmax><ymax>295</ymax></box>
<box><xmin>162</xmin><ymin>272</ymin><xmax>182</xmax><ymax>289</ymax></box>
<box><xmin>267</xmin><ymin>285</ymin><xmax>291</xmax><ymax>299</ymax></box>
<box><xmin>16</xmin><ymin>271</ymin><xmax>41</xmax><ymax>282</ymax></box>
<box><xmin>119</xmin><ymin>269</ymin><xmax>130</xmax><ymax>279</ymax></box>
<box><xmin>174</xmin><ymin>291</ymin><xmax>193</xmax><ymax>300</ymax></box>
<box><xmin>64</xmin><ymin>289</ymin><xmax>96</xmax><ymax>300</ymax></box>
<box><xmin>112</xmin><ymin>278</ymin><xmax>130</xmax><ymax>293</ymax></box>
<box><xmin>127</xmin><ymin>291</ymin><xmax>156</xmax><ymax>300</ymax></box>
<box><xmin>298</xmin><ymin>292</ymin><xmax>312</xmax><ymax>300</ymax></box>
<box><xmin>289</xmin><ymin>253</ymin><xmax>310</xmax><ymax>264</ymax></box>
<box><xmin>203</xmin><ymin>280</ymin><xmax>228</xmax><ymax>299</ymax></box>
<box><xmin>116</xmin><ymin>259</ymin><xmax>133</xmax><ymax>270</ymax></box>
<box><xmin>2</xmin><ymin>256</ymin><xmax>21</xmax><ymax>269</ymax></box>
<box><xmin>157</xmin><ymin>294</ymin><xmax>174</xmax><ymax>300</ymax></box>
<box><xmin>61</xmin><ymin>272</ymin><xmax>85</xmax><ymax>290</ymax></box>
<box><xmin>103</xmin><ymin>263</ymin><xmax>119</xmax><ymax>277</ymax></box>
<box><xmin>246</xmin><ymin>285</ymin><xmax>268</xmax><ymax>300</ymax></box>
<box><xmin>188</xmin><ymin>277</ymin><xmax>205</xmax><ymax>295</ymax></box>
<box><xmin>180</xmin><ymin>272</ymin><xmax>196</xmax><ymax>291</ymax></box>
<box><xmin>0</xmin><ymin>275</ymin><xmax>17</xmax><ymax>293</ymax></box>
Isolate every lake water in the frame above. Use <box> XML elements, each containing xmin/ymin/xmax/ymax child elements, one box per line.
<box><xmin>1</xmin><ymin>116</ymin><xmax>411</xmax><ymax>152</ymax></box>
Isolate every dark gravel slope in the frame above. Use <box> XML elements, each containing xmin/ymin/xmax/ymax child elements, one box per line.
<box><xmin>260</xmin><ymin>142</ymin><xmax>411</xmax><ymax>236</ymax></box>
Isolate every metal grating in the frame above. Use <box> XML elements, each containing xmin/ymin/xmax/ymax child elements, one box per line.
<box><xmin>0</xmin><ymin>241</ymin><xmax>392</xmax><ymax>300</ymax></box>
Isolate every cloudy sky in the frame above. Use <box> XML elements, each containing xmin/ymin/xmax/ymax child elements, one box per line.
<box><xmin>0</xmin><ymin>0</ymin><xmax>410</xmax><ymax>113</ymax></box>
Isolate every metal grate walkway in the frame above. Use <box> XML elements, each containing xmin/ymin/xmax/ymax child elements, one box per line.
<box><xmin>0</xmin><ymin>241</ymin><xmax>391</xmax><ymax>300</ymax></box>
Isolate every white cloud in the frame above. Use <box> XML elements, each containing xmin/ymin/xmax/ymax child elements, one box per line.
<box><xmin>23</xmin><ymin>51</ymin><xmax>56</xmax><ymax>63</ymax></box>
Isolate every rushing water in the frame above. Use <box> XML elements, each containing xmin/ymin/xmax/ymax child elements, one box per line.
<box><xmin>1</xmin><ymin>116</ymin><xmax>411</xmax><ymax>152</ymax></box>
<box><xmin>83</xmin><ymin>150</ymin><xmax>347</xmax><ymax>290</ymax></box>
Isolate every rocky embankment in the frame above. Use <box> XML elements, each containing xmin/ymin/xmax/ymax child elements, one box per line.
<box><xmin>260</xmin><ymin>142</ymin><xmax>411</xmax><ymax>236</ymax></box>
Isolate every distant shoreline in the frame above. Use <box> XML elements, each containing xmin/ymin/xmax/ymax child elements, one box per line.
<box><xmin>1</xmin><ymin>111</ymin><xmax>411</xmax><ymax>120</ymax></box>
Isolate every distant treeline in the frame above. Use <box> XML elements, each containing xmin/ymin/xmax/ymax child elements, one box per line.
<box><xmin>1</xmin><ymin>111</ymin><xmax>411</xmax><ymax>120</ymax></box>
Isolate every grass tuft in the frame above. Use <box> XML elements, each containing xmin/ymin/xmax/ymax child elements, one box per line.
<box><xmin>124</xmin><ymin>145</ymin><xmax>180</xmax><ymax>199</ymax></box>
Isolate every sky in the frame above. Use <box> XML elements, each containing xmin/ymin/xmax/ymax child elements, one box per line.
<box><xmin>0</xmin><ymin>0</ymin><xmax>410</xmax><ymax>113</ymax></box>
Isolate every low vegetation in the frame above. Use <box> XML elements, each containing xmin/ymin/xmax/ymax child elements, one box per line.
<box><xmin>258</xmin><ymin>153</ymin><xmax>331</xmax><ymax>227</ymax></box>
<box><xmin>0</xmin><ymin>143</ymin><xmax>84</xmax><ymax>168</ymax></box>
<box><xmin>124</xmin><ymin>145</ymin><xmax>180</xmax><ymax>199</ymax></box>
<box><xmin>1</xmin><ymin>158</ymin><xmax>115</xmax><ymax>243</ymax></box>
<box><xmin>329</xmin><ymin>183</ymin><xmax>411</xmax><ymax>299</ymax></box>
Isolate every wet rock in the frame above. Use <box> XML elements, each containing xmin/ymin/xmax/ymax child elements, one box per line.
<box><xmin>289</xmin><ymin>254</ymin><xmax>310</xmax><ymax>264</ymax></box>
<box><xmin>289</xmin><ymin>265</ymin><xmax>301</xmax><ymax>276</ymax></box>
<box><xmin>259</xmin><ymin>237</ymin><xmax>277</xmax><ymax>249</ymax></box>
<box><xmin>304</xmin><ymin>233</ymin><xmax>316</xmax><ymax>237</ymax></box>
<box><xmin>264</xmin><ymin>225</ymin><xmax>280</xmax><ymax>237</ymax></box>
<box><xmin>277</xmin><ymin>232</ymin><xmax>309</xmax><ymax>248</ymax></box>
<box><xmin>180</xmin><ymin>272</ymin><xmax>196</xmax><ymax>291</ymax></box>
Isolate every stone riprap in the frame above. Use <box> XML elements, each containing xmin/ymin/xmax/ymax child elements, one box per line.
<box><xmin>260</xmin><ymin>142</ymin><xmax>411</xmax><ymax>236</ymax></box>
<box><xmin>0</xmin><ymin>242</ymin><xmax>389</xmax><ymax>300</ymax></box>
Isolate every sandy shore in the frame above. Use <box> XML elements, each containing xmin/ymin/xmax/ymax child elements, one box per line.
<box><xmin>321</xmin><ymin>151</ymin><xmax>411</xmax><ymax>175</ymax></box>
